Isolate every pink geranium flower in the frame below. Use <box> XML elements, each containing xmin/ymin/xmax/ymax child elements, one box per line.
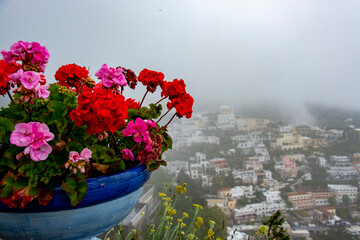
<box><xmin>10</xmin><ymin>122</ymin><xmax>54</xmax><ymax>161</ymax></box>
<box><xmin>1</xmin><ymin>41</ymin><xmax>49</xmax><ymax>72</ymax></box>
<box><xmin>122</xmin><ymin>118</ymin><xmax>149</xmax><ymax>143</ymax></box>
<box><xmin>10</xmin><ymin>69</ymin><xmax>40</xmax><ymax>90</ymax></box>
<box><xmin>69</xmin><ymin>151</ymin><xmax>80</xmax><ymax>163</ymax></box>
<box><xmin>36</xmin><ymin>84</ymin><xmax>50</xmax><ymax>99</ymax></box>
<box><xmin>95</xmin><ymin>64</ymin><xmax>127</xmax><ymax>88</ymax></box>
<box><xmin>122</xmin><ymin>149</ymin><xmax>134</xmax><ymax>161</ymax></box>
<box><xmin>79</xmin><ymin>148</ymin><xmax>92</xmax><ymax>161</ymax></box>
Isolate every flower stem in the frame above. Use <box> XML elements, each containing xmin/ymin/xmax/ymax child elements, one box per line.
<box><xmin>157</xmin><ymin>108</ymin><xmax>172</xmax><ymax>124</ymax></box>
<box><xmin>109</xmin><ymin>132</ymin><xmax>120</xmax><ymax>155</ymax></box>
<box><xmin>138</xmin><ymin>90</ymin><xmax>149</xmax><ymax>109</ymax></box>
<box><xmin>155</xmin><ymin>97</ymin><xmax>166</xmax><ymax>105</ymax></box>
<box><xmin>27</xmin><ymin>101</ymin><xmax>32</xmax><ymax>118</ymax></box>
<box><xmin>76</xmin><ymin>82</ymin><xmax>85</xmax><ymax>96</ymax></box>
<box><xmin>6</xmin><ymin>88</ymin><xmax>15</xmax><ymax>105</ymax></box>
<box><xmin>164</xmin><ymin>113</ymin><xmax>176</xmax><ymax>128</ymax></box>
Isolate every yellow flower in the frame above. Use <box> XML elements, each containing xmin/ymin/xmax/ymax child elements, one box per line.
<box><xmin>183</xmin><ymin>212</ymin><xmax>189</xmax><ymax>218</ymax></box>
<box><xmin>140</xmin><ymin>212</ymin><xmax>145</xmax><ymax>216</ymax></box>
<box><xmin>177</xmin><ymin>219</ymin><xmax>182</xmax><ymax>223</ymax></box>
<box><xmin>193</xmin><ymin>204</ymin><xmax>203</xmax><ymax>210</ymax></box>
<box><xmin>176</xmin><ymin>185</ymin><xmax>187</xmax><ymax>194</ymax></box>
<box><xmin>172</xmin><ymin>209</ymin><xmax>177</xmax><ymax>215</ymax></box>
<box><xmin>158</xmin><ymin>192</ymin><xmax>167</xmax><ymax>197</ymax></box>
<box><xmin>195</xmin><ymin>217</ymin><xmax>203</xmax><ymax>228</ymax></box>
<box><xmin>181</xmin><ymin>231</ymin><xmax>185</xmax><ymax>235</ymax></box>
<box><xmin>257</xmin><ymin>225</ymin><xmax>269</xmax><ymax>236</ymax></box>
<box><xmin>187</xmin><ymin>234</ymin><xmax>196</xmax><ymax>240</ymax></box>
<box><xmin>206</xmin><ymin>229</ymin><xmax>215</xmax><ymax>240</ymax></box>
<box><xmin>216</xmin><ymin>238</ymin><xmax>222</xmax><ymax>240</ymax></box>
<box><xmin>150</xmin><ymin>229</ymin><xmax>155</xmax><ymax>233</ymax></box>
<box><xmin>208</xmin><ymin>220</ymin><xmax>216</xmax><ymax>228</ymax></box>
<box><xmin>183</xmin><ymin>183</ymin><xmax>187</xmax><ymax>186</ymax></box>
<box><xmin>164</xmin><ymin>226</ymin><xmax>168</xmax><ymax>230</ymax></box>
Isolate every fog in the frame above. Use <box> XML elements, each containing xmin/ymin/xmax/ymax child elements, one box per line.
<box><xmin>1</xmin><ymin>0</ymin><xmax>360</xmax><ymax>121</ymax></box>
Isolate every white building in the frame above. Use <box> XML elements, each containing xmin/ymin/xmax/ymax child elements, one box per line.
<box><xmin>232</xmin><ymin>170</ymin><xmax>258</xmax><ymax>184</ymax></box>
<box><xmin>166</xmin><ymin>161</ymin><xmax>189</xmax><ymax>175</ymax></box>
<box><xmin>262</xmin><ymin>190</ymin><xmax>283</xmax><ymax>204</ymax></box>
<box><xmin>231</xmin><ymin>186</ymin><xmax>254</xmax><ymax>199</ymax></box>
<box><xmin>328</xmin><ymin>184</ymin><xmax>358</xmax><ymax>204</ymax></box>
<box><xmin>217</xmin><ymin>105</ymin><xmax>236</xmax><ymax>130</ymax></box>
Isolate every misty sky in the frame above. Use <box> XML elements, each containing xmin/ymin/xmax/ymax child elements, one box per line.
<box><xmin>1</xmin><ymin>0</ymin><xmax>360</xmax><ymax>116</ymax></box>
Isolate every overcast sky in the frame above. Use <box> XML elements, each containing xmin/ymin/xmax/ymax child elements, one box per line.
<box><xmin>1</xmin><ymin>0</ymin><xmax>360</xmax><ymax>116</ymax></box>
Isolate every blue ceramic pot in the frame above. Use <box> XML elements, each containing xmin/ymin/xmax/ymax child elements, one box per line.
<box><xmin>0</xmin><ymin>164</ymin><xmax>151</xmax><ymax>240</ymax></box>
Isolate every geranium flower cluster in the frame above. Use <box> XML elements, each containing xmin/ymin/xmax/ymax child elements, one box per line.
<box><xmin>138</xmin><ymin>69</ymin><xmax>165</xmax><ymax>93</ymax></box>
<box><xmin>161</xmin><ymin>79</ymin><xmax>194</xmax><ymax>119</ymax></box>
<box><xmin>54</xmin><ymin>63</ymin><xmax>90</xmax><ymax>91</ymax></box>
<box><xmin>9</xmin><ymin>69</ymin><xmax>50</xmax><ymax>103</ymax></box>
<box><xmin>1</xmin><ymin>41</ymin><xmax>49</xmax><ymax>72</ymax></box>
<box><xmin>122</xmin><ymin>118</ymin><xmax>161</xmax><ymax>164</ymax></box>
<box><xmin>10</xmin><ymin>122</ymin><xmax>54</xmax><ymax>161</ymax></box>
<box><xmin>121</xmin><ymin>67</ymin><xmax>137</xmax><ymax>89</ymax></box>
<box><xmin>95</xmin><ymin>64</ymin><xmax>127</xmax><ymax>89</ymax></box>
<box><xmin>70</xmin><ymin>87</ymin><xmax>128</xmax><ymax>135</ymax></box>
<box><xmin>65</xmin><ymin>148</ymin><xmax>92</xmax><ymax>174</ymax></box>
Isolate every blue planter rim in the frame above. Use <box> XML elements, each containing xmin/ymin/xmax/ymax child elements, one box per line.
<box><xmin>0</xmin><ymin>164</ymin><xmax>151</xmax><ymax>213</ymax></box>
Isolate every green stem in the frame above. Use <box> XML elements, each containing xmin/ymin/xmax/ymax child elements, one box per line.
<box><xmin>27</xmin><ymin>101</ymin><xmax>32</xmax><ymax>118</ymax></box>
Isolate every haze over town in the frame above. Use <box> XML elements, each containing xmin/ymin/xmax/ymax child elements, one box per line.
<box><xmin>1</xmin><ymin>0</ymin><xmax>360</xmax><ymax>122</ymax></box>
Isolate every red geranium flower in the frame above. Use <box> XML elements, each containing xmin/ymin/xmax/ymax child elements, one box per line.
<box><xmin>167</xmin><ymin>93</ymin><xmax>194</xmax><ymax>119</ymax></box>
<box><xmin>70</xmin><ymin>87</ymin><xmax>128</xmax><ymax>135</ymax></box>
<box><xmin>54</xmin><ymin>64</ymin><xmax>89</xmax><ymax>90</ymax></box>
<box><xmin>0</xmin><ymin>60</ymin><xmax>21</xmax><ymax>96</ymax></box>
<box><xmin>120</xmin><ymin>67</ymin><xmax>137</xmax><ymax>89</ymax></box>
<box><xmin>126</xmin><ymin>98</ymin><xmax>140</xmax><ymax>109</ymax></box>
<box><xmin>160</xmin><ymin>79</ymin><xmax>186</xmax><ymax>100</ymax></box>
<box><xmin>138</xmin><ymin>69</ymin><xmax>165</xmax><ymax>93</ymax></box>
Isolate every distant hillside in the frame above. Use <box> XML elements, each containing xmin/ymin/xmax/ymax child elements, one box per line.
<box><xmin>306</xmin><ymin>104</ymin><xmax>360</xmax><ymax>129</ymax></box>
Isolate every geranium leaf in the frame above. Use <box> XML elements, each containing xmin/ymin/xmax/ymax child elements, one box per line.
<box><xmin>0</xmin><ymin>172</ymin><xmax>35</xmax><ymax>209</ymax></box>
<box><xmin>61</xmin><ymin>174</ymin><xmax>88</xmax><ymax>206</ymax></box>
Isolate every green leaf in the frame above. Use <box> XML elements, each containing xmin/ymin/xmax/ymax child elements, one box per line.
<box><xmin>0</xmin><ymin>117</ymin><xmax>13</xmax><ymax>141</ymax></box>
<box><xmin>61</xmin><ymin>174</ymin><xmax>88</xmax><ymax>206</ymax></box>
<box><xmin>0</xmin><ymin>172</ymin><xmax>36</xmax><ymax>209</ymax></box>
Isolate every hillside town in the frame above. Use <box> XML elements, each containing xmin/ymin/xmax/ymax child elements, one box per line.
<box><xmin>155</xmin><ymin>105</ymin><xmax>360</xmax><ymax>239</ymax></box>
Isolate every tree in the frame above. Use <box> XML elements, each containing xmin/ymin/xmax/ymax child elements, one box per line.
<box><xmin>198</xmin><ymin>206</ymin><xmax>228</xmax><ymax>239</ymax></box>
<box><xmin>328</xmin><ymin>197</ymin><xmax>337</xmax><ymax>206</ymax></box>
<box><xmin>342</xmin><ymin>194</ymin><xmax>351</xmax><ymax>206</ymax></box>
<box><xmin>259</xmin><ymin>210</ymin><xmax>290</xmax><ymax>240</ymax></box>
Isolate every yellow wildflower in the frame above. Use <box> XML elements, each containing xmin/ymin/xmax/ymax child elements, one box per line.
<box><xmin>158</xmin><ymin>192</ymin><xmax>167</xmax><ymax>197</ymax></box>
<box><xmin>164</xmin><ymin>226</ymin><xmax>168</xmax><ymax>230</ymax></box>
<box><xmin>195</xmin><ymin>217</ymin><xmax>203</xmax><ymax>228</ymax></box>
<box><xmin>181</xmin><ymin>231</ymin><xmax>185</xmax><ymax>235</ymax></box>
<box><xmin>193</xmin><ymin>204</ymin><xmax>203</xmax><ymax>210</ymax></box>
<box><xmin>176</xmin><ymin>185</ymin><xmax>187</xmax><ymax>194</ymax></box>
<box><xmin>150</xmin><ymin>229</ymin><xmax>155</xmax><ymax>233</ymax></box>
<box><xmin>140</xmin><ymin>212</ymin><xmax>145</xmax><ymax>216</ymax></box>
<box><xmin>206</xmin><ymin>229</ymin><xmax>215</xmax><ymax>240</ymax></box>
<box><xmin>183</xmin><ymin>212</ymin><xmax>189</xmax><ymax>218</ymax></box>
<box><xmin>177</xmin><ymin>219</ymin><xmax>182</xmax><ymax>223</ymax></box>
<box><xmin>208</xmin><ymin>220</ymin><xmax>215</xmax><ymax>228</ymax></box>
<box><xmin>187</xmin><ymin>234</ymin><xmax>196</xmax><ymax>240</ymax></box>
<box><xmin>257</xmin><ymin>225</ymin><xmax>269</xmax><ymax>236</ymax></box>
